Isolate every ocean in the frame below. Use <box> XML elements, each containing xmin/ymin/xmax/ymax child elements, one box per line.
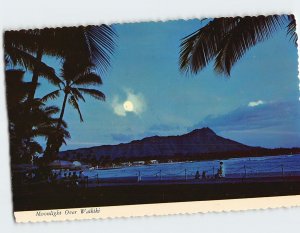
<box><xmin>84</xmin><ymin>154</ymin><xmax>300</xmax><ymax>180</ymax></box>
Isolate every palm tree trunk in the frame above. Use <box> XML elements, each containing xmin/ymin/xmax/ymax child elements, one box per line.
<box><xmin>28</xmin><ymin>47</ymin><xmax>43</xmax><ymax>103</ymax></box>
<box><xmin>57</xmin><ymin>93</ymin><xmax>68</xmax><ymax>129</ymax></box>
<box><xmin>23</xmin><ymin>48</ymin><xmax>43</xmax><ymax>160</ymax></box>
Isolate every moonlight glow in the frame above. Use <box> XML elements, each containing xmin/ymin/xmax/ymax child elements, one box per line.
<box><xmin>123</xmin><ymin>100</ymin><xmax>134</xmax><ymax>112</ymax></box>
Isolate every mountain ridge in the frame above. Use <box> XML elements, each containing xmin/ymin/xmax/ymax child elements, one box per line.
<box><xmin>59</xmin><ymin>127</ymin><xmax>258</xmax><ymax>161</ymax></box>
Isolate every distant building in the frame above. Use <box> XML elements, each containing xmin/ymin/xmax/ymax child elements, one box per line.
<box><xmin>132</xmin><ymin>161</ymin><xmax>145</xmax><ymax>166</ymax></box>
<box><xmin>149</xmin><ymin>160</ymin><xmax>158</xmax><ymax>164</ymax></box>
<box><xmin>120</xmin><ymin>162</ymin><xmax>132</xmax><ymax>167</ymax></box>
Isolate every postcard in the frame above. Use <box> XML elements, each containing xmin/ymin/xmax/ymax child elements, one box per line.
<box><xmin>4</xmin><ymin>14</ymin><xmax>300</xmax><ymax>223</ymax></box>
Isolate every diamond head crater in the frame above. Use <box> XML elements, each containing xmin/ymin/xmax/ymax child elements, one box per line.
<box><xmin>59</xmin><ymin>128</ymin><xmax>300</xmax><ymax>165</ymax></box>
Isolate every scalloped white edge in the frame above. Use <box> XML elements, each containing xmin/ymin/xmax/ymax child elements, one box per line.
<box><xmin>14</xmin><ymin>195</ymin><xmax>300</xmax><ymax>223</ymax></box>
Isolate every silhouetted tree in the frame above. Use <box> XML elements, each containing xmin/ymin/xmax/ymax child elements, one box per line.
<box><xmin>5</xmin><ymin>69</ymin><xmax>70</xmax><ymax>164</ymax></box>
<box><xmin>5</xmin><ymin>24</ymin><xmax>116</xmax><ymax>164</ymax></box>
<box><xmin>42</xmin><ymin>58</ymin><xmax>105</xmax><ymax>160</ymax></box>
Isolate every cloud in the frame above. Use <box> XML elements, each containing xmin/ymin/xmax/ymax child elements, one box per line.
<box><xmin>248</xmin><ymin>100</ymin><xmax>264</xmax><ymax>107</ymax></box>
<box><xmin>149</xmin><ymin>124</ymin><xmax>180</xmax><ymax>131</ymax></box>
<box><xmin>112</xmin><ymin>96</ymin><xmax>126</xmax><ymax>116</ymax></box>
<box><xmin>191</xmin><ymin>101</ymin><xmax>300</xmax><ymax>132</ymax></box>
<box><xmin>111</xmin><ymin>133</ymin><xmax>134</xmax><ymax>142</ymax></box>
<box><xmin>111</xmin><ymin>124</ymin><xmax>184</xmax><ymax>144</ymax></box>
<box><xmin>111</xmin><ymin>132</ymin><xmax>152</xmax><ymax>143</ymax></box>
<box><xmin>126</xmin><ymin>89</ymin><xmax>146</xmax><ymax>115</ymax></box>
<box><xmin>190</xmin><ymin>101</ymin><xmax>300</xmax><ymax>147</ymax></box>
<box><xmin>111</xmin><ymin>89</ymin><xmax>146</xmax><ymax>117</ymax></box>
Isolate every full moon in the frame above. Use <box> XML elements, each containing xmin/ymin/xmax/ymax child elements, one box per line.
<box><xmin>123</xmin><ymin>100</ymin><xmax>134</xmax><ymax>112</ymax></box>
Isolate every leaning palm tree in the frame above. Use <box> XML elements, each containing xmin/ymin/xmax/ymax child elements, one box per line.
<box><xmin>41</xmin><ymin>58</ymin><xmax>105</xmax><ymax>160</ymax></box>
<box><xmin>179</xmin><ymin>15</ymin><xmax>297</xmax><ymax>76</ymax></box>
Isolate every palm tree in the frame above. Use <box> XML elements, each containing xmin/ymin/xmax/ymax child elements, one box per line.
<box><xmin>41</xmin><ymin>58</ymin><xmax>105</xmax><ymax>160</ymax></box>
<box><xmin>5</xmin><ymin>69</ymin><xmax>70</xmax><ymax>164</ymax></box>
<box><xmin>4</xmin><ymin>25</ymin><xmax>116</xmax><ymax>103</ymax></box>
<box><xmin>179</xmin><ymin>15</ymin><xmax>297</xmax><ymax>76</ymax></box>
<box><xmin>5</xmin><ymin>25</ymin><xmax>115</xmax><ymax>162</ymax></box>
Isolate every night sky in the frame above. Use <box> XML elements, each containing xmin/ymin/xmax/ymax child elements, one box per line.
<box><xmin>29</xmin><ymin>19</ymin><xmax>300</xmax><ymax>150</ymax></box>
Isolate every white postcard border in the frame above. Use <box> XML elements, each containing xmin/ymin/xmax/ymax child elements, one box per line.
<box><xmin>14</xmin><ymin>195</ymin><xmax>300</xmax><ymax>223</ymax></box>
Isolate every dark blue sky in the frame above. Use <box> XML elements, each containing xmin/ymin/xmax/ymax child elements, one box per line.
<box><xmin>30</xmin><ymin>19</ymin><xmax>299</xmax><ymax>149</ymax></box>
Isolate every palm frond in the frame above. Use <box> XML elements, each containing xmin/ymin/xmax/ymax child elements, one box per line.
<box><xmin>43</xmin><ymin>105</ymin><xmax>60</xmax><ymax>115</ymax></box>
<box><xmin>214</xmin><ymin>15</ymin><xmax>289</xmax><ymax>75</ymax></box>
<box><xmin>58</xmin><ymin>119</ymin><xmax>68</xmax><ymax>128</ymax></box>
<box><xmin>4</xmin><ymin>29</ymin><xmax>40</xmax><ymax>54</ymax></box>
<box><xmin>179</xmin><ymin>17</ymin><xmax>239</xmax><ymax>74</ymax></box>
<box><xmin>77</xmin><ymin>88</ymin><xmax>105</xmax><ymax>101</ymax></box>
<box><xmin>37</xmin><ymin>65</ymin><xmax>62</xmax><ymax>86</ymax></box>
<box><xmin>60</xmin><ymin>57</ymin><xmax>94</xmax><ymax>83</ymax></box>
<box><xmin>58</xmin><ymin>127</ymin><xmax>71</xmax><ymax>141</ymax></box>
<box><xmin>72</xmin><ymin>72</ymin><xmax>103</xmax><ymax>86</ymax></box>
<box><xmin>5</xmin><ymin>24</ymin><xmax>116</xmax><ymax>80</ymax></box>
<box><xmin>48</xmin><ymin>25</ymin><xmax>116</xmax><ymax>74</ymax></box>
<box><xmin>83</xmin><ymin>25</ymin><xmax>116</xmax><ymax>74</ymax></box>
<box><xmin>48</xmin><ymin>118</ymin><xmax>68</xmax><ymax>128</ymax></box>
<box><xmin>180</xmin><ymin>15</ymin><xmax>295</xmax><ymax>76</ymax></box>
<box><xmin>70</xmin><ymin>88</ymin><xmax>86</xmax><ymax>102</ymax></box>
<box><xmin>68</xmin><ymin>95</ymin><xmax>84</xmax><ymax>122</ymax></box>
<box><xmin>4</xmin><ymin>45</ymin><xmax>35</xmax><ymax>69</ymax></box>
<box><xmin>41</xmin><ymin>90</ymin><xmax>61</xmax><ymax>102</ymax></box>
<box><xmin>33</xmin><ymin>124</ymin><xmax>70</xmax><ymax>141</ymax></box>
<box><xmin>287</xmin><ymin>15</ymin><xmax>297</xmax><ymax>44</ymax></box>
<box><xmin>5</xmin><ymin>45</ymin><xmax>62</xmax><ymax>85</ymax></box>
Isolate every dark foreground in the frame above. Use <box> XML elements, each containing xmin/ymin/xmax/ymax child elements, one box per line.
<box><xmin>13</xmin><ymin>176</ymin><xmax>300</xmax><ymax>211</ymax></box>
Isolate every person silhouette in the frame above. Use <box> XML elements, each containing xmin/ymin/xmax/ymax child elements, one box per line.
<box><xmin>202</xmin><ymin>171</ymin><xmax>206</xmax><ymax>179</ymax></box>
<box><xmin>195</xmin><ymin>170</ymin><xmax>200</xmax><ymax>179</ymax></box>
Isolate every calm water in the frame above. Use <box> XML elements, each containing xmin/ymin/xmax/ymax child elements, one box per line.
<box><xmin>84</xmin><ymin>154</ymin><xmax>300</xmax><ymax>180</ymax></box>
